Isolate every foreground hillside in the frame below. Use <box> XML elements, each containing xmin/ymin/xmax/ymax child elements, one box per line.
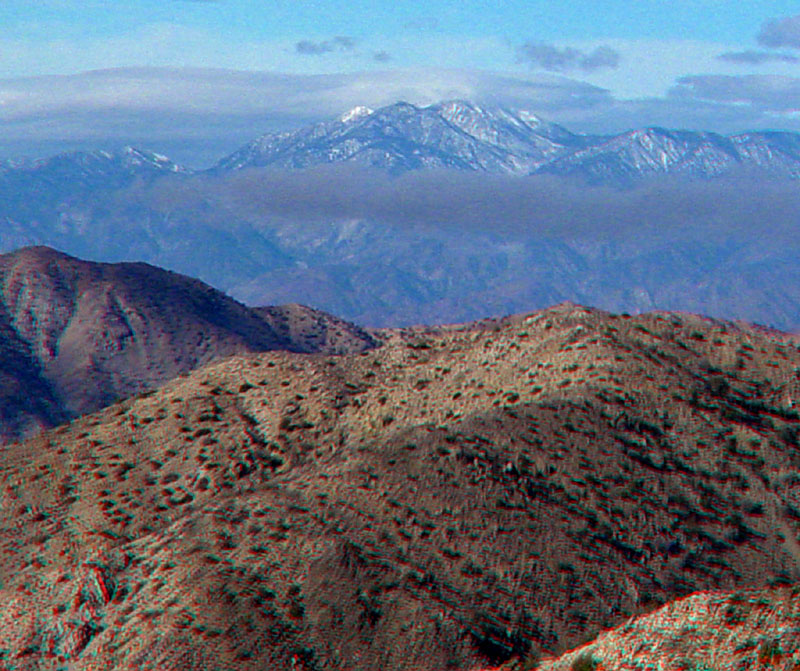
<box><xmin>528</xmin><ymin>584</ymin><xmax>800</xmax><ymax>671</ymax></box>
<box><xmin>0</xmin><ymin>246</ymin><xmax>375</xmax><ymax>441</ymax></box>
<box><xmin>1</xmin><ymin>303</ymin><xmax>800</xmax><ymax>669</ymax></box>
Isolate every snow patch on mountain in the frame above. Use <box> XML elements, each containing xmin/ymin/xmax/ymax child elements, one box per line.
<box><xmin>340</xmin><ymin>106</ymin><xmax>374</xmax><ymax>123</ymax></box>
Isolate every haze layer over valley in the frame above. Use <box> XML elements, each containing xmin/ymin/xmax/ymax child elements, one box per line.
<box><xmin>1</xmin><ymin>101</ymin><xmax>800</xmax><ymax>331</ymax></box>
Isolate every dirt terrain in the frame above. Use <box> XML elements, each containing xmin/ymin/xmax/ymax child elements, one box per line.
<box><xmin>1</xmin><ymin>302</ymin><xmax>800</xmax><ymax>669</ymax></box>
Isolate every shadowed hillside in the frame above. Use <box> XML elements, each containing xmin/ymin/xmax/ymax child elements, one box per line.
<box><xmin>0</xmin><ymin>246</ymin><xmax>375</xmax><ymax>441</ymax></box>
<box><xmin>0</xmin><ymin>303</ymin><xmax>799</xmax><ymax>669</ymax></box>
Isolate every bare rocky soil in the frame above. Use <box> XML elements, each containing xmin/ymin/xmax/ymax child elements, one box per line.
<box><xmin>533</xmin><ymin>584</ymin><xmax>800</xmax><ymax>671</ymax></box>
<box><xmin>1</xmin><ymin>302</ymin><xmax>800</xmax><ymax>669</ymax></box>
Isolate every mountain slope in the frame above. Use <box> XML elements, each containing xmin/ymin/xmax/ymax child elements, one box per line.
<box><xmin>529</xmin><ymin>584</ymin><xmax>800</xmax><ymax>671</ymax></box>
<box><xmin>1</xmin><ymin>303</ymin><xmax>800</xmax><ymax>669</ymax></box>
<box><xmin>253</xmin><ymin>303</ymin><xmax>378</xmax><ymax>355</ymax></box>
<box><xmin>0</xmin><ymin>246</ymin><xmax>375</xmax><ymax>441</ymax></box>
<box><xmin>213</xmin><ymin>100</ymin><xmax>591</xmax><ymax>175</ymax></box>
<box><xmin>214</xmin><ymin>100</ymin><xmax>800</xmax><ymax>182</ymax></box>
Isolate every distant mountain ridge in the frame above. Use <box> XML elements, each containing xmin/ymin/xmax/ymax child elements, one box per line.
<box><xmin>2</xmin><ymin>101</ymin><xmax>800</xmax><ymax>333</ymax></box>
<box><xmin>0</xmin><ymin>146</ymin><xmax>185</xmax><ymax>195</ymax></box>
<box><xmin>7</xmin><ymin>101</ymin><xmax>800</xmax><ymax>184</ymax></box>
<box><xmin>213</xmin><ymin>100</ymin><xmax>594</xmax><ymax>176</ymax></box>
<box><xmin>0</xmin><ymin>246</ymin><xmax>375</xmax><ymax>442</ymax></box>
<box><xmin>213</xmin><ymin>100</ymin><xmax>800</xmax><ymax>182</ymax></box>
<box><xmin>537</xmin><ymin>126</ymin><xmax>800</xmax><ymax>182</ymax></box>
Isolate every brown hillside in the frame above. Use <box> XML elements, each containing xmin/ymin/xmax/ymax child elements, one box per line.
<box><xmin>524</xmin><ymin>584</ymin><xmax>800</xmax><ymax>671</ymax></box>
<box><xmin>1</xmin><ymin>303</ymin><xmax>800</xmax><ymax>670</ymax></box>
<box><xmin>0</xmin><ymin>246</ymin><xmax>375</xmax><ymax>441</ymax></box>
<box><xmin>253</xmin><ymin>303</ymin><xmax>377</xmax><ymax>355</ymax></box>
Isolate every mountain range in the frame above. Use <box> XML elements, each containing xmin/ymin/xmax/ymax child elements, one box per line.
<box><xmin>213</xmin><ymin>100</ymin><xmax>800</xmax><ymax>182</ymax></box>
<box><xmin>1</xmin><ymin>296</ymin><xmax>799</xmax><ymax>669</ymax></box>
<box><xmin>8</xmin><ymin>100</ymin><xmax>800</xmax><ymax>185</ymax></box>
<box><xmin>1</xmin><ymin>100</ymin><xmax>800</xmax><ymax>332</ymax></box>
<box><xmin>0</xmin><ymin>246</ymin><xmax>374</xmax><ymax>443</ymax></box>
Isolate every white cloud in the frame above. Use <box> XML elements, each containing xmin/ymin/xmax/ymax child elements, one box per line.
<box><xmin>0</xmin><ymin>22</ymin><xmax>516</xmax><ymax>79</ymax></box>
<box><xmin>573</xmin><ymin>39</ymin><xmax>743</xmax><ymax>99</ymax></box>
<box><xmin>521</xmin><ymin>38</ymin><xmax>800</xmax><ymax>102</ymax></box>
<box><xmin>0</xmin><ymin>67</ymin><xmax>611</xmax><ymax>166</ymax></box>
<box><xmin>0</xmin><ymin>67</ymin><xmax>609</xmax><ymax>119</ymax></box>
<box><xmin>0</xmin><ymin>23</ymin><xmax>304</xmax><ymax>78</ymax></box>
<box><xmin>516</xmin><ymin>43</ymin><xmax>620</xmax><ymax>73</ymax></box>
<box><xmin>670</xmin><ymin>74</ymin><xmax>800</xmax><ymax>112</ymax></box>
<box><xmin>3</xmin><ymin>63</ymin><xmax>800</xmax><ymax>168</ymax></box>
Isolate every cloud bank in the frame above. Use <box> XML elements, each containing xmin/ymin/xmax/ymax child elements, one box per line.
<box><xmin>516</xmin><ymin>43</ymin><xmax>621</xmax><ymax>72</ymax></box>
<box><xmin>670</xmin><ymin>74</ymin><xmax>800</xmax><ymax>112</ymax></box>
<box><xmin>0</xmin><ymin>67</ymin><xmax>612</xmax><ymax>166</ymax></box>
<box><xmin>192</xmin><ymin>165</ymin><xmax>800</xmax><ymax>245</ymax></box>
<box><xmin>758</xmin><ymin>14</ymin><xmax>800</xmax><ymax>49</ymax></box>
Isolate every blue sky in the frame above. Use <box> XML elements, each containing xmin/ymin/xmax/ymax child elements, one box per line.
<box><xmin>4</xmin><ymin>1</ymin><xmax>800</xmax><ymax>165</ymax></box>
<box><xmin>5</xmin><ymin>1</ymin><xmax>800</xmax><ymax>87</ymax></box>
<box><xmin>5</xmin><ymin>1</ymin><xmax>799</xmax><ymax>46</ymax></box>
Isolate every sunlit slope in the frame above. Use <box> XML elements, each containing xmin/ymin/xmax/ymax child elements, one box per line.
<box><xmin>1</xmin><ymin>303</ymin><xmax>799</xmax><ymax>669</ymax></box>
<box><xmin>529</xmin><ymin>585</ymin><xmax>800</xmax><ymax>671</ymax></box>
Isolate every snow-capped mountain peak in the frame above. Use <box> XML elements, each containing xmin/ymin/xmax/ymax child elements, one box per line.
<box><xmin>212</xmin><ymin>99</ymin><xmax>800</xmax><ymax>183</ymax></box>
<box><xmin>340</xmin><ymin>105</ymin><xmax>374</xmax><ymax>123</ymax></box>
<box><xmin>118</xmin><ymin>146</ymin><xmax>184</xmax><ymax>172</ymax></box>
<box><xmin>213</xmin><ymin>98</ymin><xmax>590</xmax><ymax>175</ymax></box>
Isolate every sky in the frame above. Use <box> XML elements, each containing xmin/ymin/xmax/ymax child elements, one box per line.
<box><xmin>5</xmin><ymin>1</ymin><xmax>800</xmax><ymax>166</ymax></box>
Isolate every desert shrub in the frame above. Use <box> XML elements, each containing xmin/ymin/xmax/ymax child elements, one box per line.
<box><xmin>571</xmin><ymin>652</ymin><xmax>597</xmax><ymax>671</ymax></box>
<box><xmin>468</xmin><ymin>608</ymin><xmax>530</xmax><ymax>664</ymax></box>
<box><xmin>779</xmin><ymin>425</ymin><xmax>798</xmax><ymax>446</ymax></box>
<box><xmin>768</xmin><ymin>572</ymin><xmax>793</xmax><ymax>587</ymax></box>
<box><xmin>280</xmin><ymin>415</ymin><xmax>314</xmax><ymax>431</ymax></box>
<box><xmin>521</xmin><ymin>650</ymin><xmax>541</xmax><ymax>670</ymax></box>
<box><xmin>724</xmin><ymin>603</ymin><xmax>747</xmax><ymax>626</ymax></box>
<box><xmin>720</xmin><ymin>406</ymin><xmax>761</xmax><ymax>428</ymax></box>
<box><xmin>758</xmin><ymin>639</ymin><xmax>782</xmax><ymax>664</ymax></box>
<box><xmin>744</xmin><ymin>500</ymin><xmax>764</xmax><ymax>516</ymax></box>
<box><xmin>705</xmin><ymin>375</ymin><xmax>729</xmax><ymax>397</ymax></box>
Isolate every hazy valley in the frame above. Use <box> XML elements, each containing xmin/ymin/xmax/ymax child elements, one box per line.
<box><xmin>2</xmin><ymin>101</ymin><xmax>800</xmax><ymax>330</ymax></box>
